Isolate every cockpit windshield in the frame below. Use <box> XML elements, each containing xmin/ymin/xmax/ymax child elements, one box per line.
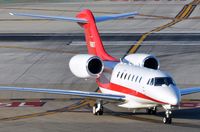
<box><xmin>154</xmin><ymin>77</ymin><xmax>175</xmax><ymax>86</ymax></box>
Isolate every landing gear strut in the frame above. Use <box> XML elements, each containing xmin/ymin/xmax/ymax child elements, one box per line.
<box><xmin>92</xmin><ymin>101</ymin><xmax>104</xmax><ymax>115</ymax></box>
<box><xmin>163</xmin><ymin>110</ymin><xmax>172</xmax><ymax>124</ymax></box>
<box><xmin>146</xmin><ymin>107</ymin><xmax>157</xmax><ymax>115</ymax></box>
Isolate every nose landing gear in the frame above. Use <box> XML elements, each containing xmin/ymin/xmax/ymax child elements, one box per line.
<box><xmin>163</xmin><ymin>110</ymin><xmax>172</xmax><ymax>124</ymax></box>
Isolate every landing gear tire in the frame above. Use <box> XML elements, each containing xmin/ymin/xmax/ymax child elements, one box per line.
<box><xmin>93</xmin><ymin>103</ymin><xmax>104</xmax><ymax>116</ymax></box>
<box><xmin>163</xmin><ymin>117</ymin><xmax>172</xmax><ymax>124</ymax></box>
<box><xmin>93</xmin><ymin>104</ymin><xmax>98</xmax><ymax>115</ymax></box>
<box><xmin>98</xmin><ymin>107</ymin><xmax>104</xmax><ymax>115</ymax></box>
<box><xmin>163</xmin><ymin>110</ymin><xmax>172</xmax><ymax>124</ymax></box>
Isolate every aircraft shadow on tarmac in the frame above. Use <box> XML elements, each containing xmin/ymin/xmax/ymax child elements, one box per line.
<box><xmin>172</xmin><ymin>108</ymin><xmax>200</xmax><ymax>120</ymax></box>
<box><xmin>100</xmin><ymin>108</ymin><xmax>200</xmax><ymax>128</ymax></box>
<box><xmin>104</xmin><ymin>108</ymin><xmax>200</xmax><ymax>119</ymax></box>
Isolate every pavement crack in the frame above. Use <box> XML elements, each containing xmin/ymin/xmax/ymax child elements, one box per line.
<box><xmin>12</xmin><ymin>53</ymin><xmax>46</xmax><ymax>84</ymax></box>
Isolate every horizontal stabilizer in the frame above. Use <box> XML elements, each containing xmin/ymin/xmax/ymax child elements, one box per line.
<box><xmin>9</xmin><ymin>11</ymin><xmax>138</xmax><ymax>23</ymax></box>
<box><xmin>0</xmin><ymin>86</ymin><xmax>125</xmax><ymax>102</ymax></box>
<box><xmin>9</xmin><ymin>12</ymin><xmax>88</xmax><ymax>23</ymax></box>
<box><xmin>95</xmin><ymin>12</ymin><xmax>138</xmax><ymax>22</ymax></box>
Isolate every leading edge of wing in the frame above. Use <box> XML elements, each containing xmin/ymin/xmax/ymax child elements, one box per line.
<box><xmin>0</xmin><ymin>86</ymin><xmax>125</xmax><ymax>102</ymax></box>
<box><xmin>180</xmin><ymin>87</ymin><xmax>200</xmax><ymax>96</ymax></box>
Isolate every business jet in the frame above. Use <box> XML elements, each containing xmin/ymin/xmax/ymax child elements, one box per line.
<box><xmin>0</xmin><ymin>9</ymin><xmax>199</xmax><ymax>124</ymax></box>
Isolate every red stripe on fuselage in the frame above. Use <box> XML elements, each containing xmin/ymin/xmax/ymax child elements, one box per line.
<box><xmin>97</xmin><ymin>81</ymin><xmax>167</xmax><ymax>104</ymax></box>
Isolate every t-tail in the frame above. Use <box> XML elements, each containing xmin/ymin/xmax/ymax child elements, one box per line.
<box><xmin>9</xmin><ymin>9</ymin><xmax>138</xmax><ymax>61</ymax></box>
<box><xmin>76</xmin><ymin>10</ymin><xmax>115</xmax><ymax>61</ymax></box>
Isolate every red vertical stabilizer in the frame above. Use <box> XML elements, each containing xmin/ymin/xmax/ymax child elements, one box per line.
<box><xmin>76</xmin><ymin>10</ymin><xmax>117</xmax><ymax>61</ymax></box>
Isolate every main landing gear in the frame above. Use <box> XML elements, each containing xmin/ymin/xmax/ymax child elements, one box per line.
<box><xmin>163</xmin><ymin>109</ymin><xmax>172</xmax><ymax>124</ymax></box>
<box><xmin>146</xmin><ymin>107</ymin><xmax>157</xmax><ymax>115</ymax></box>
<box><xmin>92</xmin><ymin>101</ymin><xmax>104</xmax><ymax>115</ymax></box>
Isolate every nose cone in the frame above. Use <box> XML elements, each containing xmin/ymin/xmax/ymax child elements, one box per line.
<box><xmin>166</xmin><ymin>86</ymin><xmax>180</xmax><ymax>105</ymax></box>
<box><xmin>150</xmin><ymin>85</ymin><xmax>181</xmax><ymax>105</ymax></box>
<box><xmin>167</xmin><ymin>94</ymin><xmax>179</xmax><ymax>105</ymax></box>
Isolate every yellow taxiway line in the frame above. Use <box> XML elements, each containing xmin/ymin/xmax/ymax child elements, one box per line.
<box><xmin>126</xmin><ymin>0</ymin><xmax>200</xmax><ymax>54</ymax></box>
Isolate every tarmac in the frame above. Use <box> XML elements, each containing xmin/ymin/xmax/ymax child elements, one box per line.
<box><xmin>0</xmin><ymin>0</ymin><xmax>199</xmax><ymax>132</ymax></box>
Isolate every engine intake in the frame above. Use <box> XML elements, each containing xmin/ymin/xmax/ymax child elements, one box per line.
<box><xmin>87</xmin><ymin>58</ymin><xmax>103</xmax><ymax>74</ymax></box>
<box><xmin>124</xmin><ymin>54</ymin><xmax>160</xmax><ymax>70</ymax></box>
<box><xmin>69</xmin><ymin>54</ymin><xmax>104</xmax><ymax>78</ymax></box>
<box><xmin>143</xmin><ymin>57</ymin><xmax>159</xmax><ymax>70</ymax></box>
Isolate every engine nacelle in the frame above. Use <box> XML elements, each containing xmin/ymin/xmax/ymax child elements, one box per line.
<box><xmin>69</xmin><ymin>54</ymin><xmax>104</xmax><ymax>78</ymax></box>
<box><xmin>124</xmin><ymin>53</ymin><xmax>160</xmax><ymax>70</ymax></box>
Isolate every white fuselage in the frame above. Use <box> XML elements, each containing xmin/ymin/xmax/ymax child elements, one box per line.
<box><xmin>99</xmin><ymin>62</ymin><xmax>181</xmax><ymax>109</ymax></box>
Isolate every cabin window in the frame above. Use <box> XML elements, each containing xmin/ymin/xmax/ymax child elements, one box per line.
<box><xmin>120</xmin><ymin>72</ymin><xmax>124</xmax><ymax>79</ymax></box>
<box><xmin>128</xmin><ymin>74</ymin><xmax>131</xmax><ymax>80</ymax></box>
<box><xmin>139</xmin><ymin>77</ymin><xmax>142</xmax><ymax>83</ymax></box>
<box><xmin>124</xmin><ymin>73</ymin><xmax>127</xmax><ymax>79</ymax></box>
<box><xmin>147</xmin><ymin>79</ymin><xmax>150</xmax><ymax>85</ymax></box>
<box><xmin>150</xmin><ymin>78</ymin><xmax>154</xmax><ymax>85</ymax></box>
<box><xmin>135</xmin><ymin>76</ymin><xmax>138</xmax><ymax>82</ymax></box>
<box><xmin>131</xmin><ymin>75</ymin><xmax>135</xmax><ymax>81</ymax></box>
<box><xmin>117</xmin><ymin>72</ymin><xmax>119</xmax><ymax>78</ymax></box>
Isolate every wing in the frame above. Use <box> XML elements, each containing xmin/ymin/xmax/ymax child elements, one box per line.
<box><xmin>180</xmin><ymin>87</ymin><xmax>200</xmax><ymax>96</ymax></box>
<box><xmin>0</xmin><ymin>86</ymin><xmax>125</xmax><ymax>102</ymax></box>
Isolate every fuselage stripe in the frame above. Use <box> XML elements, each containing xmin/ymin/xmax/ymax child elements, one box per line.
<box><xmin>97</xmin><ymin>81</ymin><xmax>167</xmax><ymax>104</ymax></box>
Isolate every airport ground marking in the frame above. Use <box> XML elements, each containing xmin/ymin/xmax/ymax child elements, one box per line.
<box><xmin>0</xmin><ymin>98</ymin><xmax>95</xmax><ymax>121</ymax></box>
<box><xmin>125</xmin><ymin>0</ymin><xmax>200</xmax><ymax>55</ymax></box>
